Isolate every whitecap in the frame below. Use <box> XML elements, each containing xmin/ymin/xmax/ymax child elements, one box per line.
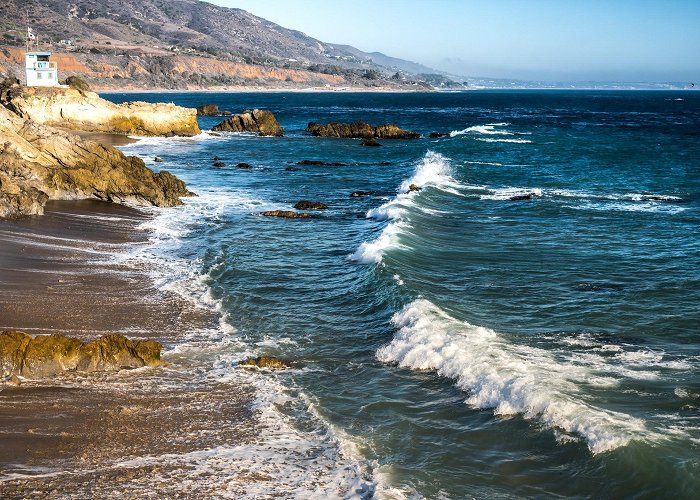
<box><xmin>476</xmin><ymin>137</ymin><xmax>533</xmax><ymax>144</ymax></box>
<box><xmin>377</xmin><ymin>299</ymin><xmax>660</xmax><ymax>454</ymax></box>
<box><xmin>350</xmin><ymin>151</ymin><xmax>458</xmax><ymax>264</ymax></box>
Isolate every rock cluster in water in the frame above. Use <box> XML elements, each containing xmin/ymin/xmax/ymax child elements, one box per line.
<box><xmin>0</xmin><ymin>330</ymin><xmax>162</xmax><ymax>378</ymax></box>
<box><xmin>212</xmin><ymin>109</ymin><xmax>284</xmax><ymax>136</ymax></box>
<box><xmin>306</xmin><ymin>121</ymin><xmax>420</xmax><ymax>139</ymax></box>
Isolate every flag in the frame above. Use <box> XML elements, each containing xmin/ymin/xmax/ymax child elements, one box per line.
<box><xmin>27</xmin><ymin>28</ymin><xmax>36</xmax><ymax>41</ymax></box>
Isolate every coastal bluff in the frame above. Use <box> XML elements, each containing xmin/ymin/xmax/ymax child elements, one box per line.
<box><xmin>0</xmin><ymin>96</ymin><xmax>193</xmax><ymax>218</ymax></box>
<box><xmin>5</xmin><ymin>86</ymin><xmax>200</xmax><ymax>137</ymax></box>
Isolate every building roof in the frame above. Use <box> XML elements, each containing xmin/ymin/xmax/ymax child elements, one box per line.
<box><xmin>26</xmin><ymin>52</ymin><xmax>52</xmax><ymax>57</ymax></box>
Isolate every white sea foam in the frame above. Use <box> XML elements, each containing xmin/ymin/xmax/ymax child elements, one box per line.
<box><xmin>350</xmin><ymin>151</ymin><xmax>457</xmax><ymax>264</ymax></box>
<box><xmin>99</xmin><ymin>148</ymin><xmax>376</xmax><ymax>494</ymax></box>
<box><xmin>480</xmin><ymin>187</ymin><xmax>543</xmax><ymax>201</ymax></box>
<box><xmin>377</xmin><ymin>299</ymin><xmax>660</xmax><ymax>454</ymax></box>
<box><xmin>465</xmin><ymin>160</ymin><xmax>503</xmax><ymax>166</ymax></box>
<box><xmin>476</xmin><ymin>137</ymin><xmax>533</xmax><ymax>144</ymax></box>
<box><xmin>451</xmin><ymin>124</ymin><xmax>513</xmax><ymax>137</ymax></box>
<box><xmin>351</xmin><ymin>222</ymin><xmax>409</xmax><ymax>264</ymax></box>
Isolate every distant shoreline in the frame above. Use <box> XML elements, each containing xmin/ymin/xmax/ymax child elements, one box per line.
<box><xmin>96</xmin><ymin>86</ymin><xmax>698</xmax><ymax>94</ymax></box>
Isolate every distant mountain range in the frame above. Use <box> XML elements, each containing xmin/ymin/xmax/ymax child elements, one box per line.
<box><xmin>0</xmin><ymin>0</ymin><xmax>451</xmax><ymax>90</ymax></box>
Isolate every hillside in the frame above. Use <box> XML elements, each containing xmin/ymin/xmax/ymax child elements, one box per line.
<box><xmin>0</xmin><ymin>0</ymin><xmax>442</xmax><ymax>90</ymax></box>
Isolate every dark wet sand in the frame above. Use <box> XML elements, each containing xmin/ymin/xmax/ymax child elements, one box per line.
<box><xmin>0</xmin><ymin>200</ymin><xmax>258</xmax><ymax>497</ymax></box>
<box><xmin>54</xmin><ymin>127</ymin><xmax>139</xmax><ymax>146</ymax></box>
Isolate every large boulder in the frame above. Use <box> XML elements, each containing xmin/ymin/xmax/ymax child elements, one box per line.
<box><xmin>3</xmin><ymin>86</ymin><xmax>200</xmax><ymax>137</ymax></box>
<box><xmin>306</xmin><ymin>121</ymin><xmax>420</xmax><ymax>139</ymax></box>
<box><xmin>0</xmin><ymin>330</ymin><xmax>162</xmax><ymax>378</ymax></box>
<box><xmin>0</xmin><ymin>105</ymin><xmax>193</xmax><ymax>218</ymax></box>
<box><xmin>212</xmin><ymin>109</ymin><xmax>284</xmax><ymax>136</ymax></box>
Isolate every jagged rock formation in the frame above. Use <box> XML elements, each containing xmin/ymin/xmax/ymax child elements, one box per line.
<box><xmin>212</xmin><ymin>109</ymin><xmax>284</xmax><ymax>136</ymax></box>
<box><xmin>4</xmin><ymin>86</ymin><xmax>200</xmax><ymax>137</ymax></box>
<box><xmin>306</xmin><ymin>122</ymin><xmax>420</xmax><ymax>139</ymax></box>
<box><xmin>0</xmin><ymin>330</ymin><xmax>161</xmax><ymax>378</ymax></box>
<box><xmin>0</xmin><ymin>103</ymin><xmax>192</xmax><ymax>218</ymax></box>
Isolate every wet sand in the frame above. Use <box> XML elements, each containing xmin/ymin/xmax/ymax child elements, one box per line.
<box><xmin>0</xmin><ymin>201</ymin><xmax>258</xmax><ymax>496</ymax></box>
<box><xmin>54</xmin><ymin>127</ymin><xmax>139</xmax><ymax>147</ymax></box>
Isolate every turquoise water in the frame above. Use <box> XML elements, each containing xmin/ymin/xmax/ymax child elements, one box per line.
<box><xmin>110</xmin><ymin>90</ymin><xmax>699</xmax><ymax>498</ymax></box>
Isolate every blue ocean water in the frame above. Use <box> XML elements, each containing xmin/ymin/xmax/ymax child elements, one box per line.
<box><xmin>109</xmin><ymin>90</ymin><xmax>699</xmax><ymax>498</ymax></box>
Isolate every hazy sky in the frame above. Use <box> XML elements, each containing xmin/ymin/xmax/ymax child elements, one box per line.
<box><xmin>208</xmin><ymin>0</ymin><xmax>700</xmax><ymax>82</ymax></box>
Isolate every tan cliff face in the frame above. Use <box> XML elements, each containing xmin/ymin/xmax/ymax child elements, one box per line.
<box><xmin>7</xmin><ymin>86</ymin><xmax>200</xmax><ymax>137</ymax></box>
<box><xmin>0</xmin><ymin>47</ymin><xmax>345</xmax><ymax>90</ymax></box>
<box><xmin>0</xmin><ymin>103</ymin><xmax>193</xmax><ymax>218</ymax></box>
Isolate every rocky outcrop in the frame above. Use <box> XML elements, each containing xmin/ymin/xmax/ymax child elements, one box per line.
<box><xmin>196</xmin><ymin>104</ymin><xmax>232</xmax><ymax>116</ymax></box>
<box><xmin>306</xmin><ymin>121</ymin><xmax>420</xmax><ymax>139</ymax></box>
<box><xmin>0</xmin><ymin>105</ymin><xmax>192</xmax><ymax>218</ymax></box>
<box><xmin>361</xmin><ymin>138</ymin><xmax>381</xmax><ymax>147</ymax></box>
<box><xmin>3</xmin><ymin>86</ymin><xmax>200</xmax><ymax>137</ymax></box>
<box><xmin>260</xmin><ymin>210</ymin><xmax>312</xmax><ymax>218</ymax></box>
<box><xmin>212</xmin><ymin>109</ymin><xmax>284</xmax><ymax>136</ymax></box>
<box><xmin>407</xmin><ymin>184</ymin><xmax>422</xmax><ymax>193</ymax></box>
<box><xmin>429</xmin><ymin>132</ymin><xmax>450</xmax><ymax>138</ymax></box>
<box><xmin>239</xmin><ymin>356</ymin><xmax>289</xmax><ymax>370</ymax></box>
<box><xmin>0</xmin><ymin>330</ymin><xmax>161</xmax><ymax>378</ymax></box>
<box><xmin>293</xmin><ymin>200</ymin><xmax>327</xmax><ymax>210</ymax></box>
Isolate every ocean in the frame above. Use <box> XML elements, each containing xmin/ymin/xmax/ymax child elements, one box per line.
<box><xmin>104</xmin><ymin>90</ymin><xmax>699</xmax><ymax>498</ymax></box>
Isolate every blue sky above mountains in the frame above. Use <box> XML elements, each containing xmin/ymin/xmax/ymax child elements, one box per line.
<box><xmin>210</xmin><ymin>0</ymin><xmax>699</xmax><ymax>82</ymax></box>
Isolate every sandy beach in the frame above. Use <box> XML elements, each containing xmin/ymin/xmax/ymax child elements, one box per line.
<box><xmin>0</xmin><ymin>200</ymin><xmax>259</xmax><ymax>496</ymax></box>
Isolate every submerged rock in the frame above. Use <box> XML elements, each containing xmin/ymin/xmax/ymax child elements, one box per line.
<box><xmin>350</xmin><ymin>191</ymin><xmax>376</xmax><ymax>197</ymax></box>
<box><xmin>429</xmin><ymin>132</ymin><xmax>450</xmax><ymax>138</ymax></box>
<box><xmin>306</xmin><ymin>121</ymin><xmax>420</xmax><ymax>139</ymax></box>
<box><xmin>296</xmin><ymin>160</ymin><xmax>348</xmax><ymax>166</ymax></box>
<box><xmin>509</xmin><ymin>192</ymin><xmax>541</xmax><ymax>201</ymax></box>
<box><xmin>260</xmin><ymin>210</ymin><xmax>312</xmax><ymax>218</ymax></box>
<box><xmin>0</xmin><ymin>330</ymin><xmax>162</xmax><ymax>378</ymax></box>
<box><xmin>293</xmin><ymin>200</ymin><xmax>328</xmax><ymax>210</ymax></box>
<box><xmin>239</xmin><ymin>356</ymin><xmax>289</xmax><ymax>370</ymax></box>
<box><xmin>212</xmin><ymin>161</ymin><xmax>226</xmax><ymax>168</ymax></box>
<box><xmin>154</xmin><ymin>157</ymin><xmax>164</xmax><ymax>163</ymax></box>
<box><xmin>285</xmin><ymin>166</ymin><xmax>300</xmax><ymax>172</ymax></box>
<box><xmin>212</xmin><ymin>109</ymin><xmax>284</xmax><ymax>136</ymax></box>
<box><xmin>235</xmin><ymin>162</ymin><xmax>252</xmax><ymax>169</ymax></box>
<box><xmin>361</xmin><ymin>138</ymin><xmax>382</xmax><ymax>147</ymax></box>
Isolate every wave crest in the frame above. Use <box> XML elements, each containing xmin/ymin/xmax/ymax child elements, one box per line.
<box><xmin>377</xmin><ymin>299</ymin><xmax>657</xmax><ymax>454</ymax></box>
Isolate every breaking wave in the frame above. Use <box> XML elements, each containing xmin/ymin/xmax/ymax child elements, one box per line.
<box><xmin>377</xmin><ymin>299</ymin><xmax>663</xmax><ymax>454</ymax></box>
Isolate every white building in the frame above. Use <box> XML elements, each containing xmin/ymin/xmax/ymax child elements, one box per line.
<box><xmin>25</xmin><ymin>52</ymin><xmax>58</xmax><ymax>86</ymax></box>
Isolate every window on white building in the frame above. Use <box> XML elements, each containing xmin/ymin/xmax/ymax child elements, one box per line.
<box><xmin>47</xmin><ymin>72</ymin><xmax>53</xmax><ymax>79</ymax></box>
<box><xmin>37</xmin><ymin>72</ymin><xmax>42</xmax><ymax>79</ymax></box>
